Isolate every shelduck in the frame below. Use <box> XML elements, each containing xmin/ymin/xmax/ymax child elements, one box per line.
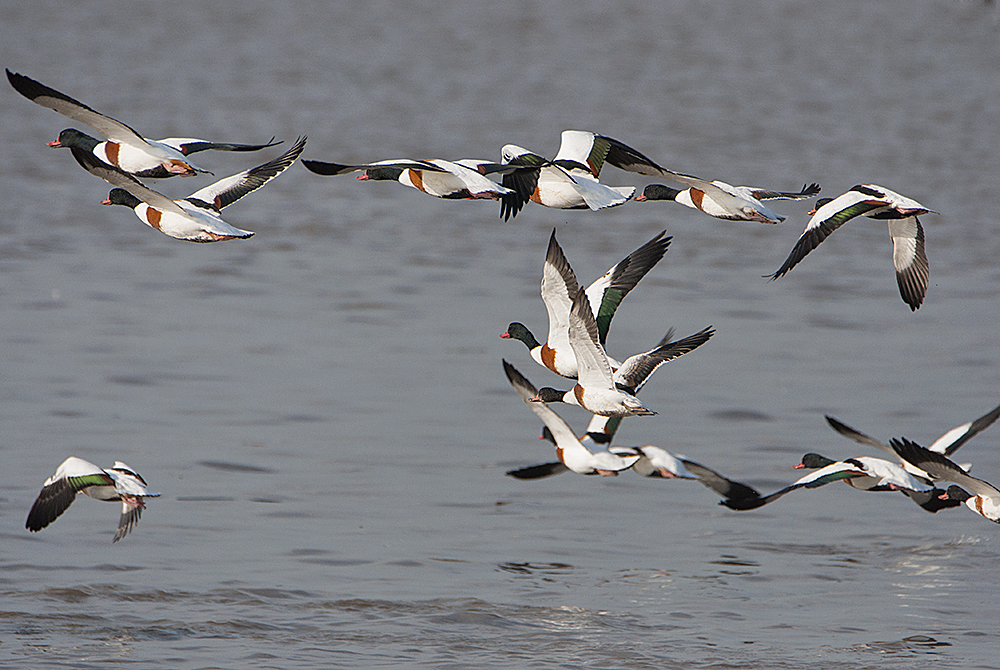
<box><xmin>26</xmin><ymin>457</ymin><xmax>160</xmax><ymax>542</ymax></box>
<box><xmin>75</xmin><ymin>136</ymin><xmax>306</xmax><ymax>242</ymax></box>
<box><xmin>503</xmin><ymin>360</ymin><xmax>639</xmax><ymax>476</ymax></box>
<box><xmin>892</xmin><ymin>438</ymin><xmax>1000</xmax><ymax>524</ymax></box>
<box><xmin>302</xmin><ymin>157</ymin><xmax>518</xmax><ymax>200</ymax></box>
<box><xmin>501</xmin><ymin>229</ymin><xmax>672</xmax><ymax>378</ymax></box>
<box><xmin>635</xmin><ymin>182</ymin><xmax>821</xmax><ymax>223</ymax></box>
<box><xmin>768</xmin><ymin>184</ymin><xmax>935</xmax><ymax>311</ymax></box>
<box><xmin>7</xmin><ymin>69</ymin><xmax>279</xmax><ymax>178</ymax></box>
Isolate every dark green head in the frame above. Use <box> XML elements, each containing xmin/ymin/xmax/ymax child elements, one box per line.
<box><xmin>635</xmin><ymin>184</ymin><xmax>682</xmax><ymax>202</ymax></box>
<box><xmin>102</xmin><ymin>188</ymin><xmax>141</xmax><ymax>208</ymax></box>
<box><xmin>47</xmin><ymin>128</ymin><xmax>100</xmax><ymax>151</ymax></box>
<box><xmin>942</xmin><ymin>485</ymin><xmax>972</xmax><ymax>502</ymax></box>
<box><xmin>531</xmin><ymin>387</ymin><xmax>566</xmax><ymax>404</ymax></box>
<box><xmin>797</xmin><ymin>453</ymin><xmax>835</xmax><ymax>469</ymax></box>
<box><xmin>359</xmin><ymin>166</ymin><xmax>405</xmax><ymax>181</ymax></box>
<box><xmin>500</xmin><ymin>322</ymin><xmax>541</xmax><ymax>350</ymax></box>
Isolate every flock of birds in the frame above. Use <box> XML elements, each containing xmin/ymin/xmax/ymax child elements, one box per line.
<box><xmin>498</xmin><ymin>229</ymin><xmax>1000</xmax><ymax>526</ymax></box>
<box><xmin>8</xmin><ymin>68</ymin><xmax>996</xmax><ymax>544</ymax></box>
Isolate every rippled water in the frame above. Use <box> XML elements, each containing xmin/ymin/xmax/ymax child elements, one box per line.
<box><xmin>2</xmin><ymin>1</ymin><xmax>1000</xmax><ymax>668</ymax></box>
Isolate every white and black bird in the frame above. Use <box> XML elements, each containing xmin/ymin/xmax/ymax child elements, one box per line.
<box><xmin>530</xmin><ymin>288</ymin><xmax>713</xmax><ymax>417</ymax></box>
<box><xmin>503</xmin><ymin>360</ymin><xmax>639</xmax><ymax>476</ymax></box>
<box><xmin>825</xmin><ymin>402</ymin><xmax>1000</xmax><ymax>480</ymax></box>
<box><xmin>501</xmin><ymin>229</ymin><xmax>673</xmax><ymax>378</ymax></box>
<box><xmin>722</xmin><ymin>453</ymin><xmax>936</xmax><ymax>511</ymax></box>
<box><xmin>26</xmin><ymin>457</ymin><xmax>160</xmax><ymax>542</ymax></box>
<box><xmin>892</xmin><ymin>438</ymin><xmax>1000</xmax><ymax>524</ymax></box>
<box><xmin>768</xmin><ymin>184</ymin><xmax>935</xmax><ymax>310</ymax></box>
<box><xmin>302</xmin><ymin>157</ymin><xmax>519</xmax><ymax>200</ymax></box>
<box><xmin>635</xmin><ymin>182</ymin><xmax>821</xmax><ymax>224</ymax></box>
<box><xmin>509</xmin><ymin>429</ymin><xmax>761</xmax><ymax>505</ymax></box>
<box><xmin>74</xmin><ymin>136</ymin><xmax>306</xmax><ymax>242</ymax></box>
<box><xmin>7</xmin><ymin>69</ymin><xmax>279</xmax><ymax>178</ymax></box>
<box><xmin>498</xmin><ymin>129</ymin><xmax>677</xmax><ymax>220</ymax></box>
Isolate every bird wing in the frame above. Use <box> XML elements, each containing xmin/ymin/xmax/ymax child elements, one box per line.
<box><xmin>679</xmin><ymin>458</ymin><xmax>761</xmax><ymax>502</ymax></box>
<box><xmin>566</xmin><ymin>288</ymin><xmax>617</xmax><ymax>392</ymax></box>
<box><xmin>747</xmin><ymin>183</ymin><xmax>822</xmax><ymax>201</ymax></box>
<box><xmin>113</xmin><ymin>500</ymin><xmax>143</xmax><ymax>543</ymax></box>
<box><xmin>70</xmin><ymin>147</ymin><xmax>188</xmax><ymax>215</ymax></box>
<box><xmin>583</xmin><ymin>231</ymin><xmax>671</xmax><ymax>346</ymax></box>
<box><xmin>502</xmin><ymin>360</ymin><xmax>582</xmax><ymax>448</ymax></box>
<box><xmin>888</xmin><ymin>216</ymin><xmax>929</xmax><ymax>311</ymax></box>
<box><xmin>928</xmin><ymin>402</ymin><xmax>1000</xmax><ymax>456</ymax></box>
<box><xmin>613</xmin><ymin>326</ymin><xmax>714</xmax><ymax>394</ymax></box>
<box><xmin>187</xmin><ymin>136</ymin><xmax>306</xmax><ymax>210</ymax></box>
<box><xmin>824</xmin><ymin>415</ymin><xmax>895</xmax><ymax>457</ymax></box>
<box><xmin>160</xmin><ymin>137</ymin><xmax>282</xmax><ymax>155</ymax></box>
<box><xmin>767</xmin><ymin>187</ymin><xmax>890</xmax><ymax>279</ymax></box>
<box><xmin>7</xmin><ymin>69</ymin><xmax>152</xmax><ymax>147</ymax></box>
<box><xmin>25</xmin><ymin>458</ymin><xmax>113</xmax><ymax>532</ymax></box>
<box><xmin>539</xmin><ymin>230</ymin><xmax>580</xmax><ymax>359</ymax></box>
<box><xmin>721</xmin><ymin>460</ymin><xmax>867</xmax><ymax>510</ymax></box>
<box><xmin>301</xmin><ymin>157</ymin><xmax>443</xmax><ymax>176</ymax></box>
<box><xmin>499</xmin><ymin>147</ymin><xmax>546</xmax><ymax>220</ymax></box>
<box><xmin>891</xmin><ymin>438</ymin><xmax>1000</xmax><ymax>499</ymax></box>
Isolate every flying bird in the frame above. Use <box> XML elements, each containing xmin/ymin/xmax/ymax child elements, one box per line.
<box><xmin>768</xmin><ymin>184</ymin><xmax>935</xmax><ymax>310</ymax></box>
<box><xmin>26</xmin><ymin>457</ymin><xmax>160</xmax><ymax>542</ymax></box>
<box><xmin>7</xmin><ymin>69</ymin><xmax>280</xmax><ymax>178</ymax></box>
<box><xmin>74</xmin><ymin>136</ymin><xmax>306</xmax><ymax>242</ymax></box>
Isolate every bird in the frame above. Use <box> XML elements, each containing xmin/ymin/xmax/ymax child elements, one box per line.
<box><xmin>73</xmin><ymin>136</ymin><xmax>306</xmax><ymax>242</ymax></box>
<box><xmin>508</xmin><ymin>429</ymin><xmax>761</xmax><ymax>504</ymax></box>
<box><xmin>501</xmin><ymin>229</ymin><xmax>672</xmax><ymax>378</ymax></box>
<box><xmin>498</xmin><ymin>142</ymin><xmax>634</xmax><ymax>220</ymax></box>
<box><xmin>502</xmin><ymin>360</ymin><xmax>639</xmax><ymax>476</ymax></box>
<box><xmin>767</xmin><ymin>184</ymin><xmax>935</xmax><ymax>311</ymax></box>
<box><xmin>722</xmin><ymin>453</ymin><xmax>936</xmax><ymax>511</ymax></box>
<box><xmin>891</xmin><ymin>437</ymin><xmax>1000</xmax><ymax>524</ymax></box>
<box><xmin>301</xmin><ymin>157</ymin><xmax>517</xmax><ymax>200</ymax></box>
<box><xmin>529</xmin><ymin>288</ymin><xmax>710</xmax><ymax>417</ymax></box>
<box><xmin>549</xmin><ymin>130</ymin><xmax>677</xmax><ymax>180</ymax></box>
<box><xmin>824</xmin><ymin>402</ymin><xmax>1000</xmax><ymax>480</ymax></box>
<box><xmin>497</xmin><ymin>129</ymin><xmax>682</xmax><ymax>221</ymax></box>
<box><xmin>789</xmin><ymin>451</ymin><xmax>959</xmax><ymax>513</ymax></box>
<box><xmin>543</xmin><ymin>129</ymin><xmax>822</xmax><ymax>225</ymax></box>
<box><xmin>25</xmin><ymin>457</ymin><xmax>160</xmax><ymax>542</ymax></box>
<box><xmin>7</xmin><ymin>69</ymin><xmax>279</xmax><ymax>178</ymax></box>
<box><xmin>635</xmin><ymin>182</ymin><xmax>821</xmax><ymax>224</ymax></box>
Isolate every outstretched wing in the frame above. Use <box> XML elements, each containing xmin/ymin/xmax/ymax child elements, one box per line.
<box><xmin>679</xmin><ymin>458</ymin><xmax>761</xmax><ymax>502</ymax></box>
<box><xmin>162</xmin><ymin>137</ymin><xmax>283</xmax><ymax>155</ymax></box>
<box><xmin>499</xmin><ymin>150</ymin><xmax>546</xmax><ymax>221</ymax></box>
<box><xmin>113</xmin><ymin>500</ymin><xmax>144</xmax><ymax>543</ymax></box>
<box><xmin>928</xmin><ymin>402</ymin><xmax>1000</xmax><ymax>456</ymax></box>
<box><xmin>721</xmin><ymin>460</ymin><xmax>866</xmax><ymax>510</ymax></box>
<box><xmin>891</xmin><ymin>437</ymin><xmax>1000</xmax><ymax>499</ymax></box>
<box><xmin>301</xmin><ymin>157</ymin><xmax>442</xmax><ymax>176</ymax></box>
<box><xmin>768</xmin><ymin>187</ymin><xmax>890</xmax><ymax>280</ymax></box>
<box><xmin>825</xmin><ymin>415</ymin><xmax>895</xmax><ymax>457</ymax></box>
<box><xmin>25</xmin><ymin>470</ymin><xmax>113</xmax><ymax>532</ymax></box>
<box><xmin>889</xmin><ymin>216</ymin><xmax>928</xmax><ymax>311</ymax></box>
<box><xmin>71</xmin><ymin>147</ymin><xmax>188</xmax><ymax>216</ymax></box>
<box><xmin>614</xmin><ymin>326</ymin><xmax>715</xmax><ymax>394</ymax></box>
<box><xmin>584</xmin><ymin>231</ymin><xmax>671</xmax><ymax>345</ymax></box>
<box><xmin>748</xmin><ymin>183</ymin><xmax>821</xmax><ymax>201</ymax></box>
<box><xmin>7</xmin><ymin>69</ymin><xmax>150</xmax><ymax>146</ymax></box>
<box><xmin>187</xmin><ymin>137</ymin><xmax>306</xmax><ymax>210</ymax></box>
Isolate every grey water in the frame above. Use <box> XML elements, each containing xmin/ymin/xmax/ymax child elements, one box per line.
<box><xmin>2</xmin><ymin>1</ymin><xmax>999</xmax><ymax>668</ymax></box>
